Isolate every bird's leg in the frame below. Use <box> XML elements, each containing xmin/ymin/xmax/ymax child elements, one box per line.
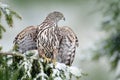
<box><xmin>38</xmin><ymin>49</ymin><xmax>51</xmax><ymax>63</ymax></box>
<box><xmin>38</xmin><ymin>48</ymin><xmax>45</xmax><ymax>58</ymax></box>
<box><xmin>52</xmin><ymin>49</ymin><xmax>58</xmax><ymax>65</ymax></box>
<box><xmin>44</xmin><ymin>56</ymin><xmax>51</xmax><ymax>63</ymax></box>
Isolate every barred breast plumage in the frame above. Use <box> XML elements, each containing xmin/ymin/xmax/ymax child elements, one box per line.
<box><xmin>37</xmin><ymin>11</ymin><xmax>65</xmax><ymax>61</ymax></box>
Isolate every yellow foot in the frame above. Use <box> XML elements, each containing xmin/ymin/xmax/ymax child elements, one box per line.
<box><xmin>52</xmin><ymin>59</ymin><xmax>56</xmax><ymax>65</ymax></box>
<box><xmin>44</xmin><ymin>57</ymin><xmax>51</xmax><ymax>63</ymax></box>
<box><xmin>40</xmin><ymin>54</ymin><xmax>51</xmax><ymax>63</ymax></box>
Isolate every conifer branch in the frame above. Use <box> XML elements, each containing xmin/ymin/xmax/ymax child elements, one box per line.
<box><xmin>0</xmin><ymin>51</ymin><xmax>24</xmax><ymax>57</ymax></box>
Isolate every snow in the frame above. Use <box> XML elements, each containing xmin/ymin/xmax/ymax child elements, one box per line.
<box><xmin>51</xmin><ymin>62</ymin><xmax>82</xmax><ymax>79</ymax></box>
<box><xmin>34</xmin><ymin>72</ymin><xmax>48</xmax><ymax>80</ymax></box>
<box><xmin>54</xmin><ymin>77</ymin><xmax>63</xmax><ymax>80</ymax></box>
<box><xmin>0</xmin><ymin>2</ymin><xmax>10</xmax><ymax>15</ymax></box>
<box><xmin>55</xmin><ymin>62</ymin><xmax>67</xmax><ymax>70</ymax></box>
<box><xmin>10</xmin><ymin>52</ymin><xmax>82</xmax><ymax>80</ymax></box>
<box><xmin>5</xmin><ymin>8</ymin><xmax>10</xmax><ymax>14</ymax></box>
<box><xmin>69</xmin><ymin>66</ymin><xmax>82</xmax><ymax>77</ymax></box>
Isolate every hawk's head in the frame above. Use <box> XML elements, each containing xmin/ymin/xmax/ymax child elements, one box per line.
<box><xmin>46</xmin><ymin>11</ymin><xmax>65</xmax><ymax>22</ymax></box>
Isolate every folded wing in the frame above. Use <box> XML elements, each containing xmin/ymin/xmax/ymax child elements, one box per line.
<box><xmin>57</xmin><ymin>26</ymin><xmax>79</xmax><ymax>66</ymax></box>
<box><xmin>13</xmin><ymin>26</ymin><xmax>37</xmax><ymax>53</ymax></box>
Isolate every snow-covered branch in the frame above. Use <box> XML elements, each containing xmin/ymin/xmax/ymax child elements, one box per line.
<box><xmin>0</xmin><ymin>51</ymin><xmax>82</xmax><ymax>80</ymax></box>
<box><xmin>0</xmin><ymin>51</ymin><xmax>23</xmax><ymax>57</ymax></box>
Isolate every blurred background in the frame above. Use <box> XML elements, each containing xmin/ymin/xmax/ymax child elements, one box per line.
<box><xmin>0</xmin><ymin>0</ymin><xmax>120</xmax><ymax>80</ymax></box>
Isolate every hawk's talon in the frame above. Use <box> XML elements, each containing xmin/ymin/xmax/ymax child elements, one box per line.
<box><xmin>52</xmin><ymin>59</ymin><xmax>56</xmax><ymax>65</ymax></box>
<box><xmin>40</xmin><ymin>54</ymin><xmax>51</xmax><ymax>63</ymax></box>
<box><xmin>44</xmin><ymin>57</ymin><xmax>51</xmax><ymax>63</ymax></box>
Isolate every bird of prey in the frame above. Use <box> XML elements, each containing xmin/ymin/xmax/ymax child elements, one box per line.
<box><xmin>13</xmin><ymin>11</ymin><xmax>79</xmax><ymax>66</ymax></box>
<box><xmin>37</xmin><ymin>11</ymin><xmax>65</xmax><ymax>62</ymax></box>
<box><xmin>14</xmin><ymin>26</ymin><xmax>78</xmax><ymax>66</ymax></box>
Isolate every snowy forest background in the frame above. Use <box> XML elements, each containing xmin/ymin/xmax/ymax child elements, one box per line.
<box><xmin>0</xmin><ymin>0</ymin><xmax>120</xmax><ymax>80</ymax></box>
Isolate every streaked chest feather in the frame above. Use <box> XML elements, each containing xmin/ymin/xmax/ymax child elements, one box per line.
<box><xmin>38</xmin><ymin>26</ymin><xmax>59</xmax><ymax>51</ymax></box>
